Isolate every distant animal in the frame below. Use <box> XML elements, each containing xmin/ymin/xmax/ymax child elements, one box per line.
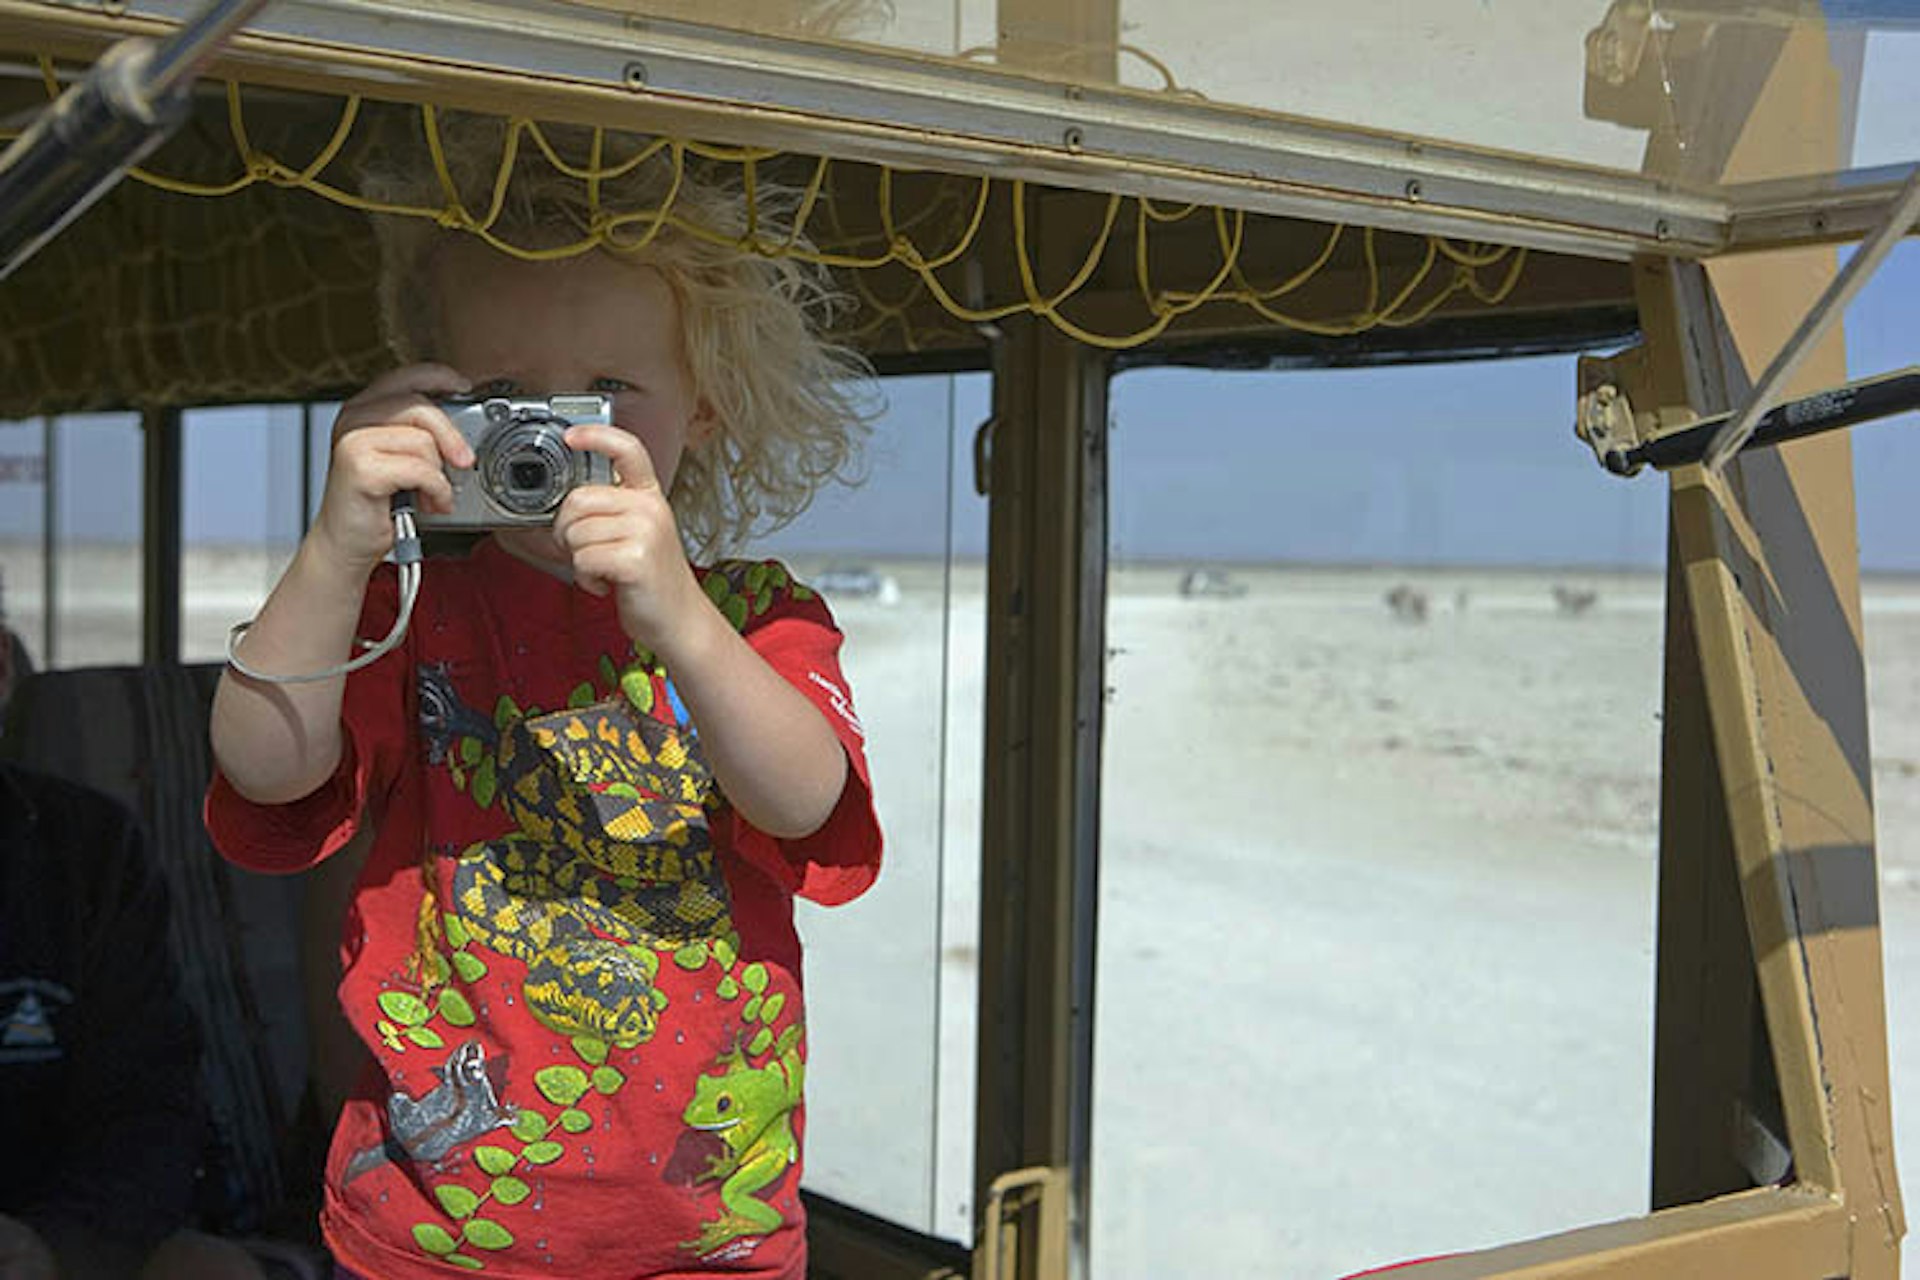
<box><xmin>1385</xmin><ymin>584</ymin><xmax>1429</xmax><ymax>623</ymax></box>
<box><xmin>1552</xmin><ymin>585</ymin><xmax>1599</xmax><ymax>616</ymax></box>
<box><xmin>1179</xmin><ymin>569</ymin><xmax>1247</xmax><ymax>599</ymax></box>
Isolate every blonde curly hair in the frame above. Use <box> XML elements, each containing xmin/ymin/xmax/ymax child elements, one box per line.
<box><xmin>360</xmin><ymin>114</ymin><xmax>874</xmax><ymax>555</ymax></box>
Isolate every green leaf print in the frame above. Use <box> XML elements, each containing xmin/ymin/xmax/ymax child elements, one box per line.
<box><xmin>598</xmin><ymin>654</ymin><xmax>618</xmax><ymax>687</ymax></box>
<box><xmin>745</xmin><ymin>562</ymin><xmax>769</xmax><ymax>593</ymax></box>
<box><xmin>491</xmin><ymin>1176</ymin><xmax>531</xmax><ymax>1206</ymax></box>
<box><xmin>412</xmin><ymin>1224</ymin><xmax>458</xmax><ymax>1255</ymax></box>
<box><xmin>793</xmin><ymin>585</ymin><xmax>815</xmax><ymax>602</ymax></box>
<box><xmin>619</xmin><ymin>668</ymin><xmax>654</xmax><ymax>714</ymax></box>
<box><xmin>775</xmin><ymin>1024</ymin><xmax>802</xmax><ymax>1057</ymax></box>
<box><xmin>760</xmin><ymin>993</ymin><xmax>786</xmax><ymax>1024</ymax></box>
<box><xmin>473</xmin><ymin>1147</ymin><xmax>515</xmax><ymax>1176</ymax></box>
<box><xmin>672</xmin><ymin>942</ymin><xmax>709</xmax><ymax>971</ymax></box>
<box><xmin>713</xmin><ymin>936</ymin><xmax>737</xmax><ymax>970</ymax></box>
<box><xmin>452</xmin><ymin>952</ymin><xmax>489</xmax><ymax>982</ymax></box>
<box><xmin>571</xmin><ymin>1036</ymin><xmax>609</xmax><ymax>1065</ymax></box>
<box><xmin>443</xmin><ymin>1254</ymin><xmax>484</xmax><ymax>1270</ymax></box>
<box><xmin>459</xmin><ymin>736</ymin><xmax>482</xmax><ymax>766</ymax></box>
<box><xmin>522</xmin><ymin>1141</ymin><xmax>564</xmax><ymax>1166</ymax></box>
<box><xmin>434</xmin><ymin>1184</ymin><xmax>480</xmax><ymax>1220</ymax></box>
<box><xmin>703</xmin><ymin>573</ymin><xmax>731</xmax><ymax>606</ymax></box>
<box><xmin>510</xmin><ymin>1111</ymin><xmax>548</xmax><ymax>1143</ymax></box>
<box><xmin>378</xmin><ymin>991</ymin><xmax>430</xmax><ymax>1027</ymax></box>
<box><xmin>742</xmin><ymin>996</ymin><xmax>762</xmax><ymax>1024</ymax></box>
<box><xmin>742</xmin><ymin>963</ymin><xmax>769</xmax><ymax>995</ymax></box>
<box><xmin>405</xmin><ymin>1026</ymin><xmax>445</xmax><ymax>1049</ymax></box>
<box><xmin>438</xmin><ymin>989</ymin><xmax>476</xmax><ymax>1027</ymax></box>
<box><xmin>755</xmin><ymin>586</ymin><xmax>773</xmax><ymax>616</ymax></box>
<box><xmin>722</xmin><ymin>596</ymin><xmax>749</xmax><ymax>630</ymax></box>
<box><xmin>591</xmin><ymin>1065</ymin><xmax>626</xmax><ymax>1095</ymax></box>
<box><xmin>748</xmin><ymin>1027</ymin><xmax>774</xmax><ymax>1056</ymax></box>
<box><xmin>559</xmin><ymin>1108</ymin><xmax>593</xmax><ymax>1134</ymax></box>
<box><xmin>535</xmin><ymin>1065</ymin><xmax>590</xmax><ymax>1107</ymax></box>
<box><xmin>493</xmin><ymin>694</ymin><xmax>519</xmax><ymax>729</ymax></box>
<box><xmin>443</xmin><ymin>914</ymin><xmax>471</xmax><ymax>948</ymax></box>
<box><xmin>568</xmin><ymin>681</ymin><xmax>594</xmax><ymax>709</ymax></box>
<box><xmin>463</xmin><ymin>1220</ymin><xmax>516</xmax><ymax>1251</ymax></box>
<box><xmin>716</xmin><ymin>976</ymin><xmax>740</xmax><ymax>1001</ymax></box>
<box><xmin>471</xmin><ymin>757</ymin><xmax>498</xmax><ymax>809</ymax></box>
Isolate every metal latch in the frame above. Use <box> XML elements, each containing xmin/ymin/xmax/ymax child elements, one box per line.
<box><xmin>978</xmin><ymin>1165</ymin><xmax>1069</xmax><ymax>1280</ymax></box>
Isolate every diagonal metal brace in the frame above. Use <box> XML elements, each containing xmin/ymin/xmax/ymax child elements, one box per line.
<box><xmin>1703</xmin><ymin>162</ymin><xmax>1920</xmax><ymax>472</ymax></box>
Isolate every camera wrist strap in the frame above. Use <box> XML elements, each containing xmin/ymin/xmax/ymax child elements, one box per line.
<box><xmin>224</xmin><ymin>493</ymin><xmax>423</xmax><ymax>685</ymax></box>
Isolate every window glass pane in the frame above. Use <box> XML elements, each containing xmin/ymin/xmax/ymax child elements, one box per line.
<box><xmin>1093</xmin><ymin>358</ymin><xmax>1666</xmax><ymax>1278</ymax></box>
<box><xmin>182</xmin><ymin>404</ymin><xmax>308</xmax><ymax>662</ymax></box>
<box><xmin>0</xmin><ymin>419</ymin><xmax>48</xmax><ymax>680</ymax></box>
<box><xmin>308</xmin><ymin>401</ymin><xmax>343</xmax><ymax>525</ymax></box>
<box><xmin>1849</xmin><ymin>238</ymin><xmax>1920</xmax><ymax>1276</ymax></box>
<box><xmin>756</xmin><ymin>372</ymin><xmax>987</xmax><ymax>1241</ymax></box>
<box><xmin>52</xmin><ymin>413</ymin><xmax>143</xmax><ymax>667</ymax></box>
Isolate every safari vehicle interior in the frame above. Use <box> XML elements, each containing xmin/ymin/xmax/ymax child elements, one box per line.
<box><xmin>0</xmin><ymin>2</ymin><xmax>1916</xmax><ymax>1278</ymax></box>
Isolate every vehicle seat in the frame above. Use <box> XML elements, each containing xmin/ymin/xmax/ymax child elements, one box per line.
<box><xmin>0</xmin><ymin>663</ymin><xmax>330</xmax><ymax>1276</ymax></box>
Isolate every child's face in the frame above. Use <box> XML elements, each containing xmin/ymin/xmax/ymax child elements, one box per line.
<box><xmin>433</xmin><ymin>239</ymin><xmax>711</xmax><ymax>528</ymax></box>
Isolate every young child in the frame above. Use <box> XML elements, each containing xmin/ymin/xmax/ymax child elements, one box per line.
<box><xmin>206</xmin><ymin>123</ymin><xmax>882</xmax><ymax>1280</ymax></box>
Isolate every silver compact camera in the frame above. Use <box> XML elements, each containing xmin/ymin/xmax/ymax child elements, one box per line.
<box><xmin>419</xmin><ymin>394</ymin><xmax>617</xmax><ymax>529</ymax></box>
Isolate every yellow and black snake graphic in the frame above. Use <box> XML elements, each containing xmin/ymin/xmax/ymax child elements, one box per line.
<box><xmin>440</xmin><ymin>688</ymin><xmax>736</xmax><ymax>1048</ymax></box>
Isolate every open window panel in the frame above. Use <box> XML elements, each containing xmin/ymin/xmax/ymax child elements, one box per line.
<box><xmin>0</xmin><ymin>2</ymin><xmax>1911</xmax><ymax>1278</ymax></box>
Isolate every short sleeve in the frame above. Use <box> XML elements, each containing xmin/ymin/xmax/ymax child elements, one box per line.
<box><xmin>204</xmin><ymin>564</ymin><xmax>413</xmax><ymax>875</ymax></box>
<box><xmin>726</xmin><ymin>582</ymin><xmax>882</xmax><ymax>907</ymax></box>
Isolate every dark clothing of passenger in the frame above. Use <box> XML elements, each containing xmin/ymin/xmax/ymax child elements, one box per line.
<box><xmin>0</xmin><ymin>763</ymin><xmax>203</xmax><ymax>1275</ymax></box>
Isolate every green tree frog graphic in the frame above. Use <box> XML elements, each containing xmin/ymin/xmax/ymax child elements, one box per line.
<box><xmin>675</xmin><ymin>1030</ymin><xmax>804</xmax><ymax>1256</ymax></box>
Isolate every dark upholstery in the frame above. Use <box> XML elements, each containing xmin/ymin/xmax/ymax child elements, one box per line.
<box><xmin>0</xmin><ymin>664</ymin><xmax>314</xmax><ymax>1238</ymax></box>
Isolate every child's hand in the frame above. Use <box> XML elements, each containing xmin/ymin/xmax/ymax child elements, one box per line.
<box><xmin>312</xmin><ymin>364</ymin><xmax>476</xmax><ymax>573</ymax></box>
<box><xmin>552</xmin><ymin>423</ymin><xmax>704</xmax><ymax>650</ymax></box>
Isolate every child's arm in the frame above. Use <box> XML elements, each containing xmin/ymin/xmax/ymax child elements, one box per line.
<box><xmin>210</xmin><ymin>365</ymin><xmax>475</xmax><ymax>805</ymax></box>
<box><xmin>555</xmin><ymin>424</ymin><xmax>847</xmax><ymax>839</ymax></box>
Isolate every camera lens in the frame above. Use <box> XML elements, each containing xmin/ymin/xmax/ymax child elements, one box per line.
<box><xmin>508</xmin><ymin>459</ymin><xmax>550</xmax><ymax>493</ymax></box>
<box><xmin>478</xmin><ymin>417</ymin><xmax>574</xmax><ymax>517</ymax></box>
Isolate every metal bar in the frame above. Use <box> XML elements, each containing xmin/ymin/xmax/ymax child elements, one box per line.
<box><xmin>140</xmin><ymin>0</ymin><xmax>267</xmax><ymax>97</ymax></box>
<box><xmin>1624</xmin><ymin>366</ymin><xmax>1920</xmax><ymax>473</ymax></box>
<box><xmin>0</xmin><ymin>0</ymin><xmax>1727</xmax><ymax>260</ymax></box>
<box><xmin>1703</xmin><ymin>163</ymin><xmax>1920</xmax><ymax>470</ymax></box>
<box><xmin>38</xmin><ymin>413</ymin><xmax>53</xmax><ymax>665</ymax></box>
<box><xmin>1637</xmin><ymin>257</ymin><xmax>1784</xmax><ymax>1209</ymax></box>
<box><xmin>1723</xmin><ymin>163</ymin><xmax>1920</xmax><ymax>250</ymax></box>
<box><xmin>141</xmin><ymin>405</ymin><xmax>180</xmax><ymax>665</ymax></box>
<box><xmin>973</xmin><ymin>262</ymin><xmax>1107</xmax><ymax>1280</ymax></box>
<box><xmin>0</xmin><ymin>0</ymin><xmax>267</xmax><ymax>280</ymax></box>
<box><xmin>299</xmin><ymin>400</ymin><xmax>315</xmax><ymax>529</ymax></box>
<box><xmin>1355</xmin><ymin>1187</ymin><xmax>1846</xmax><ymax>1280</ymax></box>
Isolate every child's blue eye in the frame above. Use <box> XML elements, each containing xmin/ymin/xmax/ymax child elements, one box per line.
<box><xmin>473</xmin><ymin>378</ymin><xmax>518</xmax><ymax>397</ymax></box>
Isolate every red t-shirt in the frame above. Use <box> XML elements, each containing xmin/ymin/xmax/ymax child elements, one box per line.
<box><xmin>206</xmin><ymin>539</ymin><xmax>881</xmax><ymax>1280</ymax></box>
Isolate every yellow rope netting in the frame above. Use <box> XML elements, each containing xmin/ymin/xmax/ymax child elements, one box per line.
<box><xmin>0</xmin><ymin>57</ymin><xmax>1528</xmax><ymax>372</ymax></box>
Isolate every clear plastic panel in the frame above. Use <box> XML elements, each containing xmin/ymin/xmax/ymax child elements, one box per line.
<box><xmin>50</xmin><ymin>414</ymin><xmax>142</xmax><ymax>667</ymax></box>
<box><xmin>181</xmin><ymin>403</ymin><xmax>309</xmax><ymax>662</ymax></box>
<box><xmin>567</xmin><ymin>0</ymin><xmax>1912</xmax><ymax>188</ymax></box>
<box><xmin>763</xmin><ymin>371</ymin><xmax>988</xmax><ymax>1242</ymax></box>
<box><xmin>1093</xmin><ymin>357</ymin><xmax>1666</xmax><ymax>1278</ymax></box>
